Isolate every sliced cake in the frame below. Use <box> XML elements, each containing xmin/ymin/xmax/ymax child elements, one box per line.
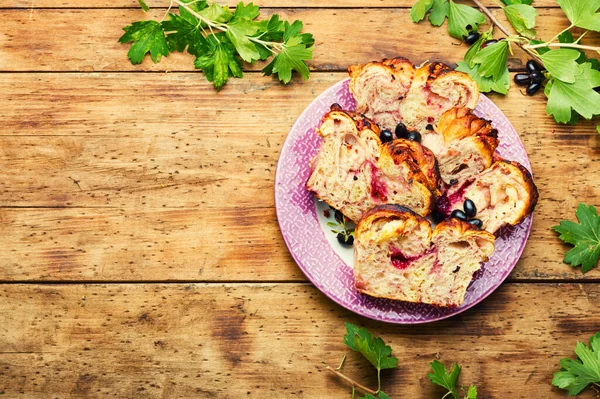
<box><xmin>306</xmin><ymin>105</ymin><xmax>440</xmax><ymax>222</ymax></box>
<box><xmin>423</xmin><ymin>107</ymin><xmax>499</xmax><ymax>185</ymax></box>
<box><xmin>349</xmin><ymin>59</ymin><xmax>480</xmax><ymax>132</ymax></box>
<box><xmin>354</xmin><ymin>205</ymin><xmax>495</xmax><ymax>307</ymax></box>
<box><xmin>437</xmin><ymin>160</ymin><xmax>539</xmax><ymax>234</ymax></box>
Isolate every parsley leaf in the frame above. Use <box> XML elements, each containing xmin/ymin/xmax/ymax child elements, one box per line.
<box><xmin>546</xmin><ymin>63</ymin><xmax>600</xmax><ymax>122</ymax></box>
<box><xmin>198</xmin><ymin>2</ymin><xmax>233</xmax><ymax>24</ymax></box>
<box><xmin>119</xmin><ymin>20</ymin><xmax>170</xmax><ymax>64</ymax></box>
<box><xmin>597</xmin><ymin>126</ymin><xmax>600</xmax><ymax>134</ymax></box>
<box><xmin>540</xmin><ymin>49</ymin><xmax>581</xmax><ymax>84</ymax></box>
<box><xmin>429</xmin><ymin>0</ymin><xmax>449</xmax><ymax>26</ymax></box>
<box><xmin>447</xmin><ymin>0</ymin><xmax>486</xmax><ymax>39</ymax></box>
<box><xmin>456</xmin><ymin>61</ymin><xmax>510</xmax><ymax>94</ymax></box>
<box><xmin>553</xmin><ymin>203</ymin><xmax>600</xmax><ymax>273</ymax></box>
<box><xmin>472</xmin><ymin>40</ymin><xmax>510</xmax><ymax>80</ymax></box>
<box><xmin>410</xmin><ymin>0</ymin><xmax>435</xmax><ymax>22</ymax></box>
<box><xmin>428</xmin><ymin>360</ymin><xmax>461</xmax><ymax>399</ymax></box>
<box><xmin>428</xmin><ymin>360</ymin><xmax>478</xmax><ymax>399</ymax></box>
<box><xmin>344</xmin><ymin>323</ymin><xmax>398</xmax><ymax>392</ymax></box>
<box><xmin>262</xmin><ymin>20</ymin><xmax>314</xmax><ymax>83</ymax></box>
<box><xmin>194</xmin><ymin>34</ymin><xmax>243</xmax><ymax>90</ymax></box>
<box><xmin>226</xmin><ymin>17</ymin><xmax>261</xmax><ymax>62</ymax></box>
<box><xmin>503</xmin><ymin>4</ymin><xmax>537</xmax><ymax>39</ymax></box>
<box><xmin>553</xmin><ymin>333</ymin><xmax>600</xmax><ymax>396</ymax></box>
<box><xmin>556</xmin><ymin>0</ymin><xmax>600</xmax><ymax>31</ymax></box>
<box><xmin>162</xmin><ymin>7</ymin><xmax>208</xmax><ymax>56</ymax></box>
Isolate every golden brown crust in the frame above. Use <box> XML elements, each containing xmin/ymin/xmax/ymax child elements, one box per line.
<box><xmin>384</xmin><ymin>140</ymin><xmax>441</xmax><ymax>195</ymax></box>
<box><xmin>433</xmin><ymin>217</ymin><xmax>495</xmax><ymax>246</ymax></box>
<box><xmin>348</xmin><ymin>57</ymin><xmax>415</xmax><ymax>82</ymax></box>
<box><xmin>437</xmin><ymin>107</ymin><xmax>498</xmax><ymax>143</ymax></box>
<box><xmin>495</xmin><ymin>158</ymin><xmax>540</xmax><ymax>219</ymax></box>
<box><xmin>357</xmin><ymin>204</ymin><xmax>423</xmax><ymax>234</ymax></box>
<box><xmin>322</xmin><ymin>103</ymin><xmax>381</xmax><ymax>138</ymax></box>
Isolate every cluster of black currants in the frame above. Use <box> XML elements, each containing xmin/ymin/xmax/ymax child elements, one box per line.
<box><xmin>380</xmin><ymin>122</ymin><xmax>422</xmax><ymax>144</ymax></box>
<box><xmin>514</xmin><ymin>60</ymin><xmax>545</xmax><ymax>96</ymax></box>
<box><xmin>450</xmin><ymin>199</ymin><xmax>483</xmax><ymax>229</ymax></box>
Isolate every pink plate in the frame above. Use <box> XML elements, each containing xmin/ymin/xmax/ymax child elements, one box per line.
<box><xmin>274</xmin><ymin>78</ymin><xmax>533</xmax><ymax>324</ymax></box>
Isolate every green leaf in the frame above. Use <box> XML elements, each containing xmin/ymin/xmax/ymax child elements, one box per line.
<box><xmin>556</xmin><ymin>0</ymin><xmax>600</xmax><ymax>31</ymax></box>
<box><xmin>529</xmin><ymin>39</ymin><xmax>550</xmax><ymax>55</ymax></box>
<box><xmin>343</xmin><ymin>323</ymin><xmax>398</xmax><ymax>372</ymax></box>
<box><xmin>194</xmin><ymin>36</ymin><xmax>243</xmax><ymax>90</ymax></box>
<box><xmin>553</xmin><ymin>203</ymin><xmax>600</xmax><ymax>273</ymax></box>
<box><xmin>162</xmin><ymin>8</ymin><xmax>208</xmax><ymax>56</ymax></box>
<box><xmin>467</xmin><ymin>385</ymin><xmax>478</xmax><ymax>399</ymax></box>
<box><xmin>232</xmin><ymin>1</ymin><xmax>260</xmax><ymax>21</ymax></box>
<box><xmin>597</xmin><ymin>125</ymin><xmax>600</xmax><ymax>134</ymax></box>
<box><xmin>546</xmin><ymin>63</ymin><xmax>600</xmax><ymax>123</ymax></box>
<box><xmin>262</xmin><ymin>20</ymin><xmax>313</xmax><ymax>83</ymax></box>
<box><xmin>456</xmin><ymin>61</ymin><xmax>510</xmax><ymax>94</ymax></box>
<box><xmin>226</xmin><ymin>18</ymin><xmax>261</xmax><ymax>62</ymax></box>
<box><xmin>540</xmin><ymin>49</ymin><xmax>581</xmax><ymax>83</ymax></box>
<box><xmin>198</xmin><ymin>2</ymin><xmax>233</xmax><ymax>24</ymax></box>
<box><xmin>428</xmin><ymin>360</ymin><xmax>461</xmax><ymax>399</ymax></box>
<box><xmin>179</xmin><ymin>0</ymin><xmax>207</xmax><ymax>12</ymax></box>
<box><xmin>503</xmin><ymin>4</ymin><xmax>537</xmax><ymax>39</ymax></box>
<box><xmin>429</xmin><ymin>0</ymin><xmax>449</xmax><ymax>26</ymax></box>
<box><xmin>553</xmin><ymin>333</ymin><xmax>600</xmax><ymax>395</ymax></box>
<box><xmin>472</xmin><ymin>40</ymin><xmax>510</xmax><ymax>80</ymax></box>
<box><xmin>447</xmin><ymin>0</ymin><xmax>486</xmax><ymax>39</ymax></box>
<box><xmin>137</xmin><ymin>0</ymin><xmax>149</xmax><ymax>12</ymax></box>
<box><xmin>463</xmin><ymin>29</ymin><xmax>493</xmax><ymax>67</ymax></box>
<box><xmin>411</xmin><ymin>0</ymin><xmax>434</xmax><ymax>22</ymax></box>
<box><xmin>119</xmin><ymin>20</ymin><xmax>170</xmax><ymax>64</ymax></box>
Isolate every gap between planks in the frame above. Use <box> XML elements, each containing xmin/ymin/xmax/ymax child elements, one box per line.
<box><xmin>0</xmin><ymin>279</ymin><xmax>598</xmax><ymax>285</ymax></box>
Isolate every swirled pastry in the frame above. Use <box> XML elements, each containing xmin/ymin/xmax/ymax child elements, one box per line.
<box><xmin>354</xmin><ymin>205</ymin><xmax>495</xmax><ymax>307</ymax></box>
<box><xmin>306</xmin><ymin>105</ymin><xmax>440</xmax><ymax>222</ymax></box>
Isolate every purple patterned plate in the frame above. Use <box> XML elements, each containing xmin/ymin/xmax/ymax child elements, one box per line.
<box><xmin>275</xmin><ymin>79</ymin><xmax>533</xmax><ymax>324</ymax></box>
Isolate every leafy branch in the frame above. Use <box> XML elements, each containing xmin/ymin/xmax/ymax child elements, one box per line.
<box><xmin>410</xmin><ymin>0</ymin><xmax>600</xmax><ymax>132</ymax></box>
<box><xmin>119</xmin><ymin>0</ymin><xmax>315</xmax><ymax>90</ymax></box>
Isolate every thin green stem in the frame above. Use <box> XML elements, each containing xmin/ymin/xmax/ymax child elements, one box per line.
<box><xmin>547</xmin><ymin>24</ymin><xmax>574</xmax><ymax>45</ymax></box>
<box><xmin>173</xmin><ymin>0</ymin><xmax>284</xmax><ymax>53</ymax></box>
<box><xmin>325</xmin><ymin>366</ymin><xmax>377</xmax><ymax>395</ymax></box>
<box><xmin>441</xmin><ymin>391</ymin><xmax>453</xmax><ymax>399</ymax></box>
<box><xmin>525</xmin><ymin>42</ymin><xmax>600</xmax><ymax>52</ymax></box>
<box><xmin>377</xmin><ymin>368</ymin><xmax>381</xmax><ymax>393</ymax></box>
<box><xmin>574</xmin><ymin>30</ymin><xmax>589</xmax><ymax>44</ymax></box>
<box><xmin>336</xmin><ymin>354</ymin><xmax>347</xmax><ymax>371</ymax></box>
<box><xmin>352</xmin><ymin>386</ymin><xmax>356</xmax><ymax>399</ymax></box>
<box><xmin>160</xmin><ymin>0</ymin><xmax>174</xmax><ymax>22</ymax></box>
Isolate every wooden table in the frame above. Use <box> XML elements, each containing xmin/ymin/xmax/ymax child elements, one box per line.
<box><xmin>1</xmin><ymin>0</ymin><xmax>599</xmax><ymax>397</ymax></box>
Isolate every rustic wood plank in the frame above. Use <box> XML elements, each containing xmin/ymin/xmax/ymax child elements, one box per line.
<box><xmin>1</xmin><ymin>8</ymin><xmax>597</xmax><ymax>72</ymax></box>
<box><xmin>0</xmin><ymin>0</ymin><xmax>563</xmax><ymax>9</ymax></box>
<box><xmin>1</xmin><ymin>72</ymin><xmax>599</xmax><ymax>281</ymax></box>
<box><xmin>0</xmin><ymin>283</ymin><xmax>598</xmax><ymax>398</ymax></box>
<box><xmin>0</xmin><ymin>207</ymin><xmax>302</xmax><ymax>281</ymax></box>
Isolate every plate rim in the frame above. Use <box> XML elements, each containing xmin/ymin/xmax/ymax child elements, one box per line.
<box><xmin>274</xmin><ymin>78</ymin><xmax>534</xmax><ymax>324</ymax></box>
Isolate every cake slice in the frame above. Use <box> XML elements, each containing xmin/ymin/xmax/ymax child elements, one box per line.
<box><xmin>354</xmin><ymin>205</ymin><xmax>495</xmax><ymax>307</ymax></box>
<box><xmin>306</xmin><ymin>105</ymin><xmax>440</xmax><ymax>222</ymax></box>
<box><xmin>437</xmin><ymin>159</ymin><xmax>539</xmax><ymax>234</ymax></box>
<box><xmin>422</xmin><ymin>107</ymin><xmax>499</xmax><ymax>185</ymax></box>
<box><xmin>349</xmin><ymin>59</ymin><xmax>480</xmax><ymax>132</ymax></box>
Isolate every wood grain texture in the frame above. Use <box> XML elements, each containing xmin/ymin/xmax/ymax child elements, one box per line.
<box><xmin>1</xmin><ymin>8</ymin><xmax>597</xmax><ymax>72</ymax></box>
<box><xmin>0</xmin><ymin>283</ymin><xmax>599</xmax><ymax>398</ymax></box>
<box><xmin>0</xmin><ymin>0</ymin><xmax>564</xmax><ymax>8</ymax></box>
<box><xmin>2</xmin><ymin>72</ymin><xmax>599</xmax><ymax>281</ymax></box>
